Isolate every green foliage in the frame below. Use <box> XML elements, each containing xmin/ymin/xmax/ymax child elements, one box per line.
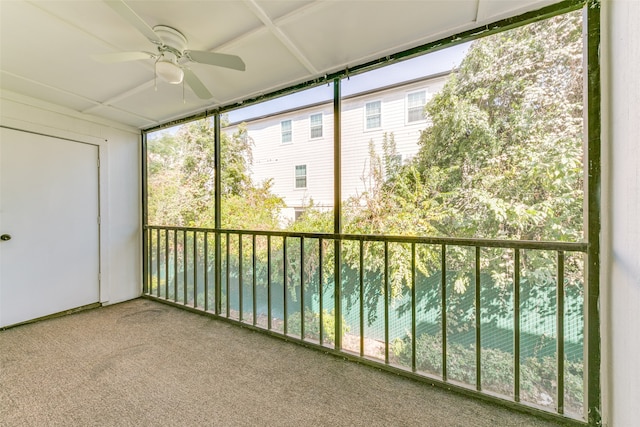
<box><xmin>147</xmin><ymin>119</ymin><xmax>284</xmax><ymax>228</ymax></box>
<box><xmin>414</xmin><ymin>11</ymin><xmax>584</xmax><ymax>243</ymax></box>
<box><xmin>393</xmin><ymin>333</ymin><xmax>583</xmax><ymax>410</ymax></box>
<box><xmin>286</xmin><ymin>309</ymin><xmax>347</xmax><ymax>345</ymax></box>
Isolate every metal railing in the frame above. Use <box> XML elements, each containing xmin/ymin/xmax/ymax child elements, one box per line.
<box><xmin>143</xmin><ymin>225</ymin><xmax>589</xmax><ymax>424</ymax></box>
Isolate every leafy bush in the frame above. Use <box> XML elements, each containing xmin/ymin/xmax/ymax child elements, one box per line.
<box><xmin>393</xmin><ymin>333</ymin><xmax>583</xmax><ymax>411</ymax></box>
<box><xmin>287</xmin><ymin>309</ymin><xmax>348</xmax><ymax>345</ymax></box>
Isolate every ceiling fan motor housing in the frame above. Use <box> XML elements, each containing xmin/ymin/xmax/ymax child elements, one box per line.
<box><xmin>153</xmin><ymin>25</ymin><xmax>188</xmax><ymax>53</ymax></box>
<box><xmin>153</xmin><ymin>26</ymin><xmax>187</xmax><ymax>84</ymax></box>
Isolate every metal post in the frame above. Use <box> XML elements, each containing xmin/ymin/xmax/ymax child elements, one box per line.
<box><xmin>359</xmin><ymin>240</ymin><xmax>364</xmax><ymax>357</ymax></box>
<box><xmin>300</xmin><ymin>237</ymin><xmax>305</xmax><ymax>339</ymax></box>
<box><xmin>557</xmin><ymin>251</ymin><xmax>565</xmax><ymax>414</ymax></box>
<box><xmin>183</xmin><ymin>230</ymin><xmax>188</xmax><ymax>305</ymax></box>
<box><xmin>514</xmin><ymin>248</ymin><xmax>521</xmax><ymax>402</ymax></box>
<box><xmin>204</xmin><ymin>231</ymin><xmax>209</xmax><ymax>311</ymax></box>
<box><xmin>283</xmin><ymin>236</ymin><xmax>288</xmax><ymax>335</ymax></box>
<box><xmin>384</xmin><ymin>241</ymin><xmax>390</xmax><ymax>364</ymax></box>
<box><xmin>239</xmin><ymin>234</ymin><xmax>243</xmax><ymax>321</ymax></box>
<box><xmin>267</xmin><ymin>235</ymin><xmax>272</xmax><ymax>330</ymax></box>
<box><xmin>411</xmin><ymin>243</ymin><xmax>417</xmax><ymax>372</ymax></box>
<box><xmin>156</xmin><ymin>228</ymin><xmax>160</xmax><ymax>297</ymax></box>
<box><xmin>214</xmin><ymin>113</ymin><xmax>222</xmax><ymax>316</ymax></box>
<box><xmin>475</xmin><ymin>246</ymin><xmax>481</xmax><ymax>390</ymax></box>
<box><xmin>441</xmin><ymin>244</ymin><xmax>447</xmax><ymax>380</ymax></box>
<box><xmin>333</xmin><ymin>78</ymin><xmax>342</xmax><ymax>350</ymax></box>
<box><xmin>174</xmin><ymin>230</ymin><xmax>178</xmax><ymax>302</ymax></box>
<box><xmin>165</xmin><ymin>230</ymin><xmax>169</xmax><ymax>300</ymax></box>
<box><xmin>193</xmin><ymin>231</ymin><xmax>198</xmax><ymax>307</ymax></box>
<box><xmin>585</xmin><ymin>2</ymin><xmax>602</xmax><ymax>425</ymax></box>
<box><xmin>319</xmin><ymin>238</ymin><xmax>324</xmax><ymax>345</ymax></box>
<box><xmin>253</xmin><ymin>234</ymin><xmax>257</xmax><ymax>326</ymax></box>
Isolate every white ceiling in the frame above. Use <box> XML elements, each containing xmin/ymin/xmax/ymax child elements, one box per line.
<box><xmin>0</xmin><ymin>0</ymin><xmax>562</xmax><ymax>130</ymax></box>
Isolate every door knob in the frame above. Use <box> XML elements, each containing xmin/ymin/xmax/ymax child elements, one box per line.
<box><xmin>1</xmin><ymin>234</ymin><xmax>11</xmax><ymax>241</ymax></box>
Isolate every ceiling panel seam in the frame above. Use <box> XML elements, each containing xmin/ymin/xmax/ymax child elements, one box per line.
<box><xmin>0</xmin><ymin>70</ymin><xmax>103</xmax><ymax>108</ymax></box>
<box><xmin>242</xmin><ymin>0</ymin><xmax>319</xmax><ymax>74</ymax></box>
<box><xmin>1</xmin><ymin>90</ymin><xmax>151</xmax><ymax>132</ymax></box>
<box><xmin>0</xmin><ymin>71</ymin><xmax>157</xmax><ymax>126</ymax></box>
<box><xmin>82</xmin><ymin>81</ymin><xmax>153</xmax><ymax>113</ymax></box>
<box><xmin>25</xmin><ymin>0</ymin><xmax>130</xmax><ymax>53</ymax></box>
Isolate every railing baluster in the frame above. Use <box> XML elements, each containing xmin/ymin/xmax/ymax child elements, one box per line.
<box><xmin>441</xmin><ymin>244</ymin><xmax>447</xmax><ymax>381</ymax></box>
<box><xmin>142</xmin><ymin>228</ymin><xmax>148</xmax><ymax>294</ymax></box>
<box><xmin>156</xmin><ymin>228</ymin><xmax>161</xmax><ymax>297</ymax></box>
<box><xmin>239</xmin><ymin>233</ymin><xmax>243</xmax><ymax>322</ymax></box>
<box><xmin>183</xmin><ymin>230</ymin><xmax>188</xmax><ymax>305</ymax></box>
<box><xmin>359</xmin><ymin>240</ymin><xmax>364</xmax><ymax>357</ymax></box>
<box><xmin>514</xmin><ymin>248</ymin><xmax>521</xmax><ymax>402</ymax></box>
<box><xmin>300</xmin><ymin>237</ymin><xmax>305</xmax><ymax>340</ymax></box>
<box><xmin>165</xmin><ymin>229</ymin><xmax>169</xmax><ymax>299</ymax></box>
<box><xmin>384</xmin><ymin>241</ymin><xmax>390</xmax><ymax>365</ymax></box>
<box><xmin>557</xmin><ymin>250</ymin><xmax>565</xmax><ymax>415</ymax></box>
<box><xmin>226</xmin><ymin>233</ymin><xmax>230</xmax><ymax>317</ymax></box>
<box><xmin>283</xmin><ymin>236</ymin><xmax>288</xmax><ymax>335</ymax></box>
<box><xmin>204</xmin><ymin>231</ymin><xmax>209</xmax><ymax>312</ymax></box>
<box><xmin>267</xmin><ymin>235</ymin><xmax>272</xmax><ymax>330</ymax></box>
<box><xmin>193</xmin><ymin>231</ymin><xmax>198</xmax><ymax>308</ymax></box>
<box><xmin>475</xmin><ymin>246</ymin><xmax>481</xmax><ymax>391</ymax></box>
<box><xmin>253</xmin><ymin>234</ymin><xmax>257</xmax><ymax>326</ymax></box>
<box><xmin>147</xmin><ymin>228</ymin><xmax>152</xmax><ymax>294</ymax></box>
<box><xmin>174</xmin><ymin>230</ymin><xmax>178</xmax><ymax>302</ymax></box>
<box><xmin>335</xmin><ymin>240</ymin><xmax>342</xmax><ymax>351</ymax></box>
<box><xmin>319</xmin><ymin>238</ymin><xmax>324</xmax><ymax>345</ymax></box>
<box><xmin>411</xmin><ymin>243</ymin><xmax>417</xmax><ymax>373</ymax></box>
<box><xmin>215</xmin><ymin>231</ymin><xmax>221</xmax><ymax>315</ymax></box>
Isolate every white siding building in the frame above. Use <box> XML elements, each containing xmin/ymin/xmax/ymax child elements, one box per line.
<box><xmin>223</xmin><ymin>73</ymin><xmax>448</xmax><ymax>222</ymax></box>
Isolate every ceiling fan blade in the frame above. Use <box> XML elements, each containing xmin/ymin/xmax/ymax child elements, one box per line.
<box><xmin>104</xmin><ymin>0</ymin><xmax>163</xmax><ymax>45</ymax></box>
<box><xmin>91</xmin><ymin>51</ymin><xmax>156</xmax><ymax>63</ymax></box>
<box><xmin>184</xmin><ymin>50</ymin><xmax>246</xmax><ymax>71</ymax></box>
<box><xmin>183</xmin><ymin>69</ymin><xmax>213</xmax><ymax>99</ymax></box>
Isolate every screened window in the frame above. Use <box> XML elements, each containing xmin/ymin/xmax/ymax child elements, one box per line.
<box><xmin>406</xmin><ymin>91</ymin><xmax>427</xmax><ymax>123</ymax></box>
<box><xmin>365</xmin><ymin>101</ymin><xmax>382</xmax><ymax>129</ymax></box>
<box><xmin>295</xmin><ymin>164</ymin><xmax>307</xmax><ymax>189</ymax></box>
<box><xmin>281</xmin><ymin>120</ymin><xmax>292</xmax><ymax>143</ymax></box>
<box><xmin>310</xmin><ymin>113</ymin><xmax>323</xmax><ymax>139</ymax></box>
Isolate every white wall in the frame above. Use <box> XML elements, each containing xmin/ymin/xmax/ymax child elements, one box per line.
<box><xmin>601</xmin><ymin>1</ymin><xmax>640</xmax><ymax>425</ymax></box>
<box><xmin>0</xmin><ymin>90</ymin><xmax>142</xmax><ymax>305</ymax></box>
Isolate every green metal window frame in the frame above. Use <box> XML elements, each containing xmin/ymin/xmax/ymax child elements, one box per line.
<box><xmin>142</xmin><ymin>1</ymin><xmax>600</xmax><ymax>425</ymax></box>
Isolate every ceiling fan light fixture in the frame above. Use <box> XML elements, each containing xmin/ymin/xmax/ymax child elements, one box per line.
<box><xmin>156</xmin><ymin>59</ymin><xmax>184</xmax><ymax>84</ymax></box>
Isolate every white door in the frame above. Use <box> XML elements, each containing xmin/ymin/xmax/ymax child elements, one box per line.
<box><xmin>0</xmin><ymin>127</ymin><xmax>100</xmax><ymax>328</ymax></box>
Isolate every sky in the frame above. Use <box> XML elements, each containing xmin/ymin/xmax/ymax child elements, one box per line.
<box><xmin>225</xmin><ymin>42</ymin><xmax>471</xmax><ymax>124</ymax></box>
<box><xmin>148</xmin><ymin>41</ymin><xmax>471</xmax><ymax>137</ymax></box>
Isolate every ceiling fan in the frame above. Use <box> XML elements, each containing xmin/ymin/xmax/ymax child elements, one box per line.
<box><xmin>93</xmin><ymin>0</ymin><xmax>245</xmax><ymax>99</ymax></box>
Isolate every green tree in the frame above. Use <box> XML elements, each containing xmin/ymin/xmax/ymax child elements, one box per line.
<box><xmin>147</xmin><ymin>118</ymin><xmax>284</xmax><ymax>228</ymax></box>
<box><xmin>413</xmin><ymin>11</ymin><xmax>584</xmax><ymax>242</ymax></box>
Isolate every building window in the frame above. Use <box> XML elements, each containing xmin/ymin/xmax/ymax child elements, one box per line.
<box><xmin>407</xmin><ymin>91</ymin><xmax>427</xmax><ymax>123</ymax></box>
<box><xmin>281</xmin><ymin>120</ymin><xmax>292</xmax><ymax>143</ymax></box>
<box><xmin>295</xmin><ymin>165</ymin><xmax>307</xmax><ymax>189</ymax></box>
<box><xmin>365</xmin><ymin>101</ymin><xmax>382</xmax><ymax>130</ymax></box>
<box><xmin>310</xmin><ymin>113</ymin><xmax>323</xmax><ymax>139</ymax></box>
<box><xmin>294</xmin><ymin>208</ymin><xmax>305</xmax><ymax>221</ymax></box>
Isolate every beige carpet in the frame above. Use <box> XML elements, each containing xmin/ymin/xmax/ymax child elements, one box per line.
<box><xmin>0</xmin><ymin>298</ymin><xmax>568</xmax><ymax>427</ymax></box>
